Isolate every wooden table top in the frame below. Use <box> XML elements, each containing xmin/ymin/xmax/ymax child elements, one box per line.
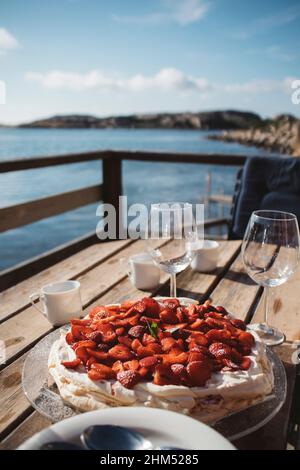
<box><xmin>0</xmin><ymin>239</ymin><xmax>298</xmax><ymax>450</ymax></box>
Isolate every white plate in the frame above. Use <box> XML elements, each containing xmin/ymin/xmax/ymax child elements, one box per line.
<box><xmin>19</xmin><ymin>407</ymin><xmax>235</xmax><ymax>450</ymax></box>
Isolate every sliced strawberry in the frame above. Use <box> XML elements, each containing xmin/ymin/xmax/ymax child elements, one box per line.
<box><xmin>222</xmin><ymin>358</ymin><xmax>240</xmax><ymax>370</ymax></box>
<box><xmin>188</xmin><ymin>351</ymin><xmax>210</xmax><ymax>363</ymax></box>
<box><xmin>96</xmin><ymin>323</ymin><xmax>117</xmax><ymax>344</ymax></box>
<box><xmin>162</xmin><ymin>348</ymin><xmax>188</xmax><ymax>365</ymax></box>
<box><xmin>176</xmin><ymin>307</ymin><xmax>188</xmax><ymax>323</ymax></box>
<box><xmin>65</xmin><ymin>332</ymin><xmax>74</xmax><ymax>345</ymax></box>
<box><xmin>230</xmin><ymin>347</ymin><xmax>243</xmax><ymax>364</ymax></box>
<box><xmin>128</xmin><ymin>325</ymin><xmax>145</xmax><ymax>338</ymax></box>
<box><xmin>159</xmin><ymin>308</ymin><xmax>177</xmax><ymax>324</ymax></box>
<box><xmin>139</xmin><ymin>356</ymin><xmax>158</xmax><ymax>368</ymax></box>
<box><xmin>230</xmin><ymin>318</ymin><xmax>246</xmax><ymax>331</ymax></box>
<box><xmin>142</xmin><ymin>297</ymin><xmax>160</xmax><ymax>318</ymax></box>
<box><xmin>153</xmin><ymin>364</ymin><xmax>173</xmax><ymax>385</ymax></box>
<box><xmin>187</xmin><ymin>361</ymin><xmax>212</xmax><ymax>386</ymax></box>
<box><xmin>189</xmin><ymin>345</ymin><xmax>212</xmax><ymax>358</ymax></box>
<box><xmin>75</xmin><ymin>347</ymin><xmax>90</xmax><ymax>364</ymax></box>
<box><xmin>134</xmin><ymin>300</ymin><xmax>147</xmax><ymax>314</ymax></box>
<box><xmin>185</xmin><ymin>305</ymin><xmax>198</xmax><ymax>323</ymax></box>
<box><xmin>85</xmin><ymin>357</ymin><xmax>97</xmax><ymax>370</ymax></box>
<box><xmin>136</xmin><ymin>343</ymin><xmax>162</xmax><ymax>358</ymax></box>
<box><xmin>85</xmin><ymin>331</ymin><xmax>103</xmax><ymax>344</ymax></box>
<box><xmin>120</xmin><ymin>300</ymin><xmax>137</xmax><ymax>311</ymax></box>
<box><xmin>108</xmin><ymin>344</ymin><xmax>134</xmax><ymax>361</ymax></box>
<box><xmin>86</xmin><ymin>348</ymin><xmax>109</xmax><ymax>361</ymax></box>
<box><xmin>117</xmin><ymin>370</ymin><xmax>141</xmax><ymax>389</ymax></box>
<box><xmin>87</xmin><ymin>369</ymin><xmax>104</xmax><ymax>381</ymax></box>
<box><xmin>171</xmin><ymin>364</ymin><xmax>187</xmax><ymax>383</ymax></box>
<box><xmin>188</xmin><ymin>331</ymin><xmax>208</xmax><ymax>347</ymax></box>
<box><xmin>72</xmin><ymin>340</ymin><xmax>97</xmax><ymax>350</ymax></box>
<box><xmin>112</xmin><ymin>360</ymin><xmax>125</xmax><ymax>374</ymax></box>
<box><xmin>205</xmin><ymin>328</ymin><xmax>231</xmax><ymax>344</ymax></box>
<box><xmin>189</xmin><ymin>319</ymin><xmax>204</xmax><ymax>330</ymax></box>
<box><xmin>131</xmin><ymin>338</ymin><xmax>143</xmax><ymax>352</ymax></box>
<box><xmin>118</xmin><ymin>335</ymin><xmax>133</xmax><ymax>348</ymax></box>
<box><xmin>89</xmin><ymin>305</ymin><xmax>109</xmax><ymax>319</ymax></box>
<box><xmin>70</xmin><ymin>318</ymin><xmax>91</xmax><ymax>326</ymax></box>
<box><xmin>90</xmin><ymin>363</ymin><xmax>115</xmax><ymax>379</ymax></box>
<box><xmin>115</xmin><ymin>327</ymin><xmax>125</xmax><ymax>336</ymax></box>
<box><xmin>162</xmin><ymin>298</ymin><xmax>180</xmax><ymax>310</ymax></box>
<box><xmin>204</xmin><ymin>311</ymin><xmax>226</xmax><ymax>321</ymax></box>
<box><xmin>238</xmin><ymin>332</ymin><xmax>255</xmax><ymax>348</ymax></box>
<box><xmin>71</xmin><ymin>324</ymin><xmax>85</xmax><ymax>341</ymax></box>
<box><xmin>209</xmin><ymin>342</ymin><xmax>232</xmax><ymax>359</ymax></box>
<box><xmin>195</xmin><ymin>305</ymin><xmax>210</xmax><ymax>318</ymax></box>
<box><xmin>142</xmin><ymin>333</ymin><xmax>157</xmax><ymax>346</ymax></box>
<box><xmin>239</xmin><ymin>357</ymin><xmax>252</xmax><ymax>370</ymax></box>
<box><xmin>161</xmin><ymin>337</ymin><xmax>177</xmax><ymax>352</ymax></box>
<box><xmin>205</xmin><ymin>318</ymin><xmax>225</xmax><ymax>330</ymax></box>
<box><xmin>139</xmin><ymin>367</ymin><xmax>151</xmax><ymax>378</ymax></box>
<box><xmin>123</xmin><ymin>359</ymin><xmax>140</xmax><ymax>371</ymax></box>
<box><xmin>114</xmin><ymin>313</ymin><xmax>140</xmax><ymax>327</ymax></box>
<box><xmin>61</xmin><ymin>358</ymin><xmax>81</xmax><ymax>369</ymax></box>
<box><xmin>215</xmin><ymin>306</ymin><xmax>228</xmax><ymax>316</ymax></box>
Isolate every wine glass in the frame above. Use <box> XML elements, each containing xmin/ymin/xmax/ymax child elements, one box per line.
<box><xmin>145</xmin><ymin>202</ymin><xmax>197</xmax><ymax>297</ymax></box>
<box><xmin>242</xmin><ymin>210</ymin><xmax>300</xmax><ymax>346</ymax></box>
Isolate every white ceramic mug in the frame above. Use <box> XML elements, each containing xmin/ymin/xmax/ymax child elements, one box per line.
<box><xmin>29</xmin><ymin>280</ymin><xmax>82</xmax><ymax>326</ymax></box>
<box><xmin>190</xmin><ymin>240</ymin><xmax>220</xmax><ymax>272</ymax></box>
<box><xmin>123</xmin><ymin>252</ymin><xmax>160</xmax><ymax>291</ymax></box>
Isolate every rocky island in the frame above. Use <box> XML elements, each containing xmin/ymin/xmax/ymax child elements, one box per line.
<box><xmin>6</xmin><ymin>110</ymin><xmax>300</xmax><ymax>156</ymax></box>
<box><xmin>18</xmin><ymin>110</ymin><xmax>262</xmax><ymax>130</ymax></box>
<box><xmin>208</xmin><ymin>114</ymin><xmax>300</xmax><ymax>156</ymax></box>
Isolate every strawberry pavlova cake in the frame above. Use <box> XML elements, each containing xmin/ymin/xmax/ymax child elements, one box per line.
<box><xmin>48</xmin><ymin>297</ymin><xmax>274</xmax><ymax>424</ymax></box>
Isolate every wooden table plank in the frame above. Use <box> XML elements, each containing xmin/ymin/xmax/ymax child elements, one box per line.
<box><xmin>0</xmin><ymin>239</ymin><xmax>133</xmax><ymax>322</ymax></box>
<box><xmin>0</xmin><ymin>412</ymin><xmax>51</xmax><ymax>450</ymax></box>
<box><xmin>0</xmin><ymin>354</ymin><xmax>31</xmax><ymax>439</ymax></box>
<box><xmin>251</xmin><ymin>263</ymin><xmax>300</xmax><ymax>342</ymax></box>
<box><xmin>0</xmin><ymin>240</ymin><xmax>241</xmax><ymax>446</ymax></box>
<box><xmin>0</xmin><ymin>239</ymin><xmax>157</xmax><ymax>367</ymax></box>
<box><xmin>208</xmin><ymin>254</ymin><xmax>261</xmax><ymax>321</ymax></box>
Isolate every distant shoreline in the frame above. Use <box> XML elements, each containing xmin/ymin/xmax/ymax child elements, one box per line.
<box><xmin>10</xmin><ymin>110</ymin><xmax>262</xmax><ymax>130</ymax></box>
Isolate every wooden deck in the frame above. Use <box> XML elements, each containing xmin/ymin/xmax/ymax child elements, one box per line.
<box><xmin>0</xmin><ymin>238</ymin><xmax>298</xmax><ymax>450</ymax></box>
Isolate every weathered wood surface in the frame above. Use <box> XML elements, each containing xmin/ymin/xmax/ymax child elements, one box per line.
<box><xmin>0</xmin><ymin>238</ymin><xmax>297</xmax><ymax>450</ymax></box>
<box><xmin>0</xmin><ymin>150</ymin><xmax>247</xmax><ymax>173</ymax></box>
<box><xmin>251</xmin><ymin>263</ymin><xmax>300</xmax><ymax>342</ymax></box>
<box><xmin>0</xmin><ymin>239</ymin><xmax>132</xmax><ymax>322</ymax></box>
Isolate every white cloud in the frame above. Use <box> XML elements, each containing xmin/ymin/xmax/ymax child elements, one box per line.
<box><xmin>222</xmin><ymin>78</ymin><xmax>294</xmax><ymax>95</ymax></box>
<box><xmin>113</xmin><ymin>0</ymin><xmax>208</xmax><ymax>26</ymax></box>
<box><xmin>0</xmin><ymin>28</ymin><xmax>18</xmax><ymax>54</ymax></box>
<box><xmin>25</xmin><ymin>68</ymin><xmax>211</xmax><ymax>93</ymax></box>
<box><xmin>26</xmin><ymin>68</ymin><xmax>294</xmax><ymax>101</ymax></box>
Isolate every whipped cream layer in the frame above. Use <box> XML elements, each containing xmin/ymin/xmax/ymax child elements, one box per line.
<box><xmin>48</xmin><ymin>329</ymin><xmax>274</xmax><ymax>424</ymax></box>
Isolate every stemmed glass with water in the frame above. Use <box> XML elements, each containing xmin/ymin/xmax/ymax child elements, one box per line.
<box><xmin>145</xmin><ymin>202</ymin><xmax>197</xmax><ymax>297</ymax></box>
<box><xmin>242</xmin><ymin>210</ymin><xmax>300</xmax><ymax>346</ymax></box>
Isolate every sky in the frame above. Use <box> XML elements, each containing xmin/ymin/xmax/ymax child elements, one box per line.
<box><xmin>0</xmin><ymin>0</ymin><xmax>299</xmax><ymax>124</ymax></box>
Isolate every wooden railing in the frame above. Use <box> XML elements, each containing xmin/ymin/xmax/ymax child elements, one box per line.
<box><xmin>0</xmin><ymin>150</ymin><xmax>248</xmax><ymax>289</ymax></box>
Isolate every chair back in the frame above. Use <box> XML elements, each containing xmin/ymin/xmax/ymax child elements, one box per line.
<box><xmin>229</xmin><ymin>156</ymin><xmax>300</xmax><ymax>239</ymax></box>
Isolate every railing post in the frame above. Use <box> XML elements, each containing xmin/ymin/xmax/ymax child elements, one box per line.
<box><xmin>102</xmin><ymin>156</ymin><xmax>123</xmax><ymax>237</ymax></box>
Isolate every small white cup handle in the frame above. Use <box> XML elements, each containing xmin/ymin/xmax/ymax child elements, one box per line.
<box><xmin>29</xmin><ymin>292</ymin><xmax>46</xmax><ymax>316</ymax></box>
